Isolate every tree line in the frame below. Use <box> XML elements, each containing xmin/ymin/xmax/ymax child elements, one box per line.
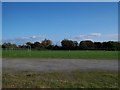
<box><xmin>1</xmin><ymin>39</ymin><xmax>120</xmax><ymax>51</ymax></box>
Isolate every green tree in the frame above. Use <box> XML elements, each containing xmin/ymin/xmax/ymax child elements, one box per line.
<box><xmin>41</xmin><ymin>39</ymin><xmax>52</xmax><ymax>49</ymax></box>
<box><xmin>2</xmin><ymin>43</ymin><xmax>17</xmax><ymax>50</ymax></box>
<box><xmin>94</xmin><ymin>42</ymin><xmax>102</xmax><ymax>50</ymax></box>
<box><xmin>61</xmin><ymin>39</ymin><xmax>76</xmax><ymax>50</ymax></box>
<box><xmin>79</xmin><ymin>40</ymin><xmax>94</xmax><ymax>50</ymax></box>
<box><xmin>34</xmin><ymin>42</ymin><xmax>43</xmax><ymax>50</ymax></box>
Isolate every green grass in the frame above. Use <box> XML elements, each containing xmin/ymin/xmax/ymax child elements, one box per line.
<box><xmin>2</xmin><ymin>71</ymin><xmax>118</xmax><ymax>88</ymax></box>
<box><xmin>2</xmin><ymin>50</ymin><xmax>118</xmax><ymax>59</ymax></box>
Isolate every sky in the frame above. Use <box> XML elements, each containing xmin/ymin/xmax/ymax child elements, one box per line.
<box><xmin>0</xmin><ymin>2</ymin><xmax>1</xmax><ymax>41</ymax></box>
<box><xmin>2</xmin><ymin>2</ymin><xmax>118</xmax><ymax>45</ymax></box>
<box><xmin>2</xmin><ymin>0</ymin><xmax>120</xmax><ymax>2</ymax></box>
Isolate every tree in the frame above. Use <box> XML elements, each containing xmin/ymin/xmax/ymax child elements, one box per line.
<box><xmin>11</xmin><ymin>44</ymin><xmax>17</xmax><ymax>49</ymax></box>
<box><xmin>106</xmin><ymin>41</ymin><xmax>119</xmax><ymax>51</ymax></box>
<box><xmin>47</xmin><ymin>45</ymin><xmax>54</xmax><ymax>50</ymax></box>
<box><xmin>26</xmin><ymin>42</ymin><xmax>33</xmax><ymax>51</ymax></box>
<box><xmin>73</xmin><ymin>41</ymin><xmax>78</xmax><ymax>49</ymax></box>
<box><xmin>41</xmin><ymin>39</ymin><xmax>52</xmax><ymax>49</ymax></box>
<box><xmin>2</xmin><ymin>43</ymin><xmax>6</xmax><ymax>49</ymax></box>
<box><xmin>2</xmin><ymin>43</ymin><xmax>17</xmax><ymax>50</ymax></box>
<box><xmin>33</xmin><ymin>42</ymin><xmax>43</xmax><ymax>50</ymax></box>
<box><xmin>94</xmin><ymin>42</ymin><xmax>102</xmax><ymax>50</ymax></box>
<box><xmin>61</xmin><ymin>39</ymin><xmax>76</xmax><ymax>50</ymax></box>
<box><xmin>79</xmin><ymin>40</ymin><xmax>94</xmax><ymax>50</ymax></box>
<box><xmin>26</xmin><ymin>42</ymin><xmax>32</xmax><ymax>46</ymax></box>
<box><xmin>102</xmin><ymin>42</ymin><xmax>107</xmax><ymax>50</ymax></box>
<box><xmin>53</xmin><ymin>45</ymin><xmax>60</xmax><ymax>50</ymax></box>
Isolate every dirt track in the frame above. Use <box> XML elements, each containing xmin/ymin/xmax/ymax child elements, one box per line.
<box><xmin>2</xmin><ymin>59</ymin><xmax>118</xmax><ymax>72</ymax></box>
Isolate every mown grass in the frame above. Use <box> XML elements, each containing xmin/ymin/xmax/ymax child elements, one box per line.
<box><xmin>2</xmin><ymin>71</ymin><xmax>118</xmax><ymax>88</ymax></box>
<box><xmin>2</xmin><ymin>50</ymin><xmax>118</xmax><ymax>60</ymax></box>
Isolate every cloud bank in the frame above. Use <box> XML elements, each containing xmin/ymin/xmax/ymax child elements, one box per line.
<box><xmin>74</xmin><ymin>33</ymin><xmax>101</xmax><ymax>41</ymax></box>
<box><xmin>1</xmin><ymin>33</ymin><xmax>118</xmax><ymax>45</ymax></box>
<box><xmin>73</xmin><ymin>33</ymin><xmax>118</xmax><ymax>42</ymax></box>
<box><xmin>2</xmin><ymin>35</ymin><xmax>46</xmax><ymax>45</ymax></box>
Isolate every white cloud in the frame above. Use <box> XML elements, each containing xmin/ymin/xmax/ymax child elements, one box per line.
<box><xmin>74</xmin><ymin>33</ymin><xmax>101</xmax><ymax>41</ymax></box>
<box><xmin>103</xmin><ymin>34</ymin><xmax>118</xmax><ymax>38</ymax></box>
<box><xmin>30</xmin><ymin>36</ymin><xmax>37</xmax><ymax>39</ymax></box>
<box><xmin>2</xmin><ymin>35</ymin><xmax>47</xmax><ymax>44</ymax></box>
<box><xmin>90</xmin><ymin>33</ymin><xmax>101</xmax><ymax>37</ymax></box>
<box><xmin>1</xmin><ymin>33</ymin><xmax>118</xmax><ymax>45</ymax></box>
<box><xmin>102</xmin><ymin>33</ymin><xmax>118</xmax><ymax>41</ymax></box>
<box><xmin>29</xmin><ymin>35</ymin><xmax>46</xmax><ymax>39</ymax></box>
<box><xmin>74</xmin><ymin>33</ymin><xmax>118</xmax><ymax>42</ymax></box>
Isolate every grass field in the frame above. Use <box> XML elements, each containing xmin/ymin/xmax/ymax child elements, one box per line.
<box><xmin>2</xmin><ymin>50</ymin><xmax>118</xmax><ymax>59</ymax></box>
<box><xmin>3</xmin><ymin>71</ymin><xmax>118</xmax><ymax>88</ymax></box>
<box><xmin>2</xmin><ymin>50</ymin><xmax>119</xmax><ymax>88</ymax></box>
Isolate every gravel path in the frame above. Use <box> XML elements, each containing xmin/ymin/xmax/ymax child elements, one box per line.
<box><xmin>2</xmin><ymin>59</ymin><xmax>118</xmax><ymax>72</ymax></box>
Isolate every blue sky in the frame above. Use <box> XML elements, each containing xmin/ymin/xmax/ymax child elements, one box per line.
<box><xmin>2</xmin><ymin>2</ymin><xmax>118</xmax><ymax>45</ymax></box>
<box><xmin>0</xmin><ymin>2</ymin><xmax>2</xmax><ymax>44</ymax></box>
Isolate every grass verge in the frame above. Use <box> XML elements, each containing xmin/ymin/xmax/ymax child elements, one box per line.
<box><xmin>3</xmin><ymin>71</ymin><xmax>118</xmax><ymax>88</ymax></box>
